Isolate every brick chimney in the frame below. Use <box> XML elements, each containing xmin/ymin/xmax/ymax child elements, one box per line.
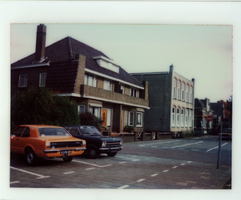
<box><xmin>35</xmin><ymin>24</ymin><xmax>46</xmax><ymax>62</ymax></box>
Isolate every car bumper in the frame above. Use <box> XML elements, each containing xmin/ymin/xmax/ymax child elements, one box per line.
<box><xmin>99</xmin><ymin>146</ymin><xmax>123</xmax><ymax>153</ymax></box>
<box><xmin>43</xmin><ymin>148</ymin><xmax>87</xmax><ymax>158</ymax></box>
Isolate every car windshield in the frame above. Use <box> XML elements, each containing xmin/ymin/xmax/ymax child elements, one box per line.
<box><xmin>80</xmin><ymin>127</ymin><xmax>102</xmax><ymax>136</ymax></box>
<box><xmin>39</xmin><ymin>128</ymin><xmax>71</xmax><ymax>136</ymax></box>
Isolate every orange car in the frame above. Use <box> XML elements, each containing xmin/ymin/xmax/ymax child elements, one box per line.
<box><xmin>11</xmin><ymin>125</ymin><xmax>86</xmax><ymax>165</ymax></box>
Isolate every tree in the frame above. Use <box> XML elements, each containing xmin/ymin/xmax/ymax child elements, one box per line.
<box><xmin>11</xmin><ymin>87</ymin><xmax>80</xmax><ymax>129</ymax></box>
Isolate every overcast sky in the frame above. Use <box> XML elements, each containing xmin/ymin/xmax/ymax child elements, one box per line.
<box><xmin>11</xmin><ymin>23</ymin><xmax>232</xmax><ymax>102</ymax></box>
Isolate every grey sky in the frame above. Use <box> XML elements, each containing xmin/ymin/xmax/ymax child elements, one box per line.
<box><xmin>11</xmin><ymin>24</ymin><xmax>232</xmax><ymax>102</ymax></box>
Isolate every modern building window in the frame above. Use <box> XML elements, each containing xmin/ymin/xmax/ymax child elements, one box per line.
<box><xmin>137</xmin><ymin>112</ymin><xmax>143</xmax><ymax>127</ymax></box>
<box><xmin>173</xmin><ymin>79</ymin><xmax>177</xmax><ymax>98</ymax></box>
<box><xmin>128</xmin><ymin>111</ymin><xmax>134</xmax><ymax>126</ymax></box>
<box><xmin>39</xmin><ymin>73</ymin><xmax>47</xmax><ymax>87</ymax></box>
<box><xmin>104</xmin><ymin>80</ymin><xmax>112</xmax><ymax>91</ymax></box>
<box><xmin>189</xmin><ymin>87</ymin><xmax>193</xmax><ymax>103</ymax></box>
<box><xmin>78</xmin><ymin>105</ymin><xmax>85</xmax><ymax>114</ymax></box>
<box><xmin>181</xmin><ymin>108</ymin><xmax>184</xmax><ymax>127</ymax></box>
<box><xmin>18</xmin><ymin>74</ymin><xmax>28</xmax><ymax>87</ymax></box>
<box><xmin>181</xmin><ymin>83</ymin><xmax>185</xmax><ymax>101</ymax></box>
<box><xmin>185</xmin><ymin>108</ymin><xmax>188</xmax><ymax>127</ymax></box>
<box><xmin>85</xmin><ymin>75</ymin><xmax>97</xmax><ymax>87</ymax></box>
<box><xmin>177</xmin><ymin>81</ymin><xmax>181</xmax><ymax>100</ymax></box>
<box><xmin>89</xmin><ymin>106</ymin><xmax>100</xmax><ymax>118</ymax></box>
<box><xmin>186</xmin><ymin>85</ymin><xmax>189</xmax><ymax>103</ymax></box>
<box><xmin>172</xmin><ymin>106</ymin><xmax>176</xmax><ymax>127</ymax></box>
<box><xmin>176</xmin><ymin>107</ymin><xmax>180</xmax><ymax>127</ymax></box>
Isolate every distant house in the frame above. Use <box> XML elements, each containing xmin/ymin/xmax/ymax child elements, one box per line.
<box><xmin>11</xmin><ymin>24</ymin><xmax>149</xmax><ymax>133</ymax></box>
<box><xmin>132</xmin><ymin>65</ymin><xmax>195</xmax><ymax>137</ymax></box>
<box><xmin>194</xmin><ymin>98</ymin><xmax>213</xmax><ymax>134</ymax></box>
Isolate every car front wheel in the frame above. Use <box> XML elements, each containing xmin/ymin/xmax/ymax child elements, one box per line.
<box><xmin>88</xmin><ymin>147</ymin><xmax>100</xmax><ymax>159</ymax></box>
<box><xmin>25</xmin><ymin>149</ymin><xmax>38</xmax><ymax>166</ymax></box>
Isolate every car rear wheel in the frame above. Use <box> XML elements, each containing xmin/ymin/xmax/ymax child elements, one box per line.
<box><xmin>107</xmin><ymin>152</ymin><xmax>117</xmax><ymax>157</ymax></box>
<box><xmin>88</xmin><ymin>147</ymin><xmax>100</xmax><ymax>159</ymax></box>
<box><xmin>63</xmin><ymin>156</ymin><xmax>73</xmax><ymax>162</ymax></box>
<box><xmin>25</xmin><ymin>149</ymin><xmax>38</xmax><ymax>166</ymax></box>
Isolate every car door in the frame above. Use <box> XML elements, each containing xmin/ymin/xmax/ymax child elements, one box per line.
<box><xmin>11</xmin><ymin>127</ymin><xmax>26</xmax><ymax>153</ymax></box>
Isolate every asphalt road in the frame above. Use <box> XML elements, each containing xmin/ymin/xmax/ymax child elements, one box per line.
<box><xmin>10</xmin><ymin>135</ymin><xmax>231</xmax><ymax>189</ymax></box>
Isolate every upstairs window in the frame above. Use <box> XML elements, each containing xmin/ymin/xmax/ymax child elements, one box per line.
<box><xmin>39</xmin><ymin>73</ymin><xmax>47</xmax><ymax>87</ymax></box>
<box><xmin>173</xmin><ymin>79</ymin><xmax>177</xmax><ymax>98</ymax></box>
<box><xmin>85</xmin><ymin>75</ymin><xmax>97</xmax><ymax>87</ymax></box>
<box><xmin>104</xmin><ymin>80</ymin><xmax>112</xmax><ymax>91</ymax></box>
<box><xmin>120</xmin><ymin>85</ymin><xmax>125</xmax><ymax>94</ymax></box>
<box><xmin>181</xmin><ymin>83</ymin><xmax>185</xmax><ymax>101</ymax></box>
<box><xmin>186</xmin><ymin>85</ymin><xmax>189</xmax><ymax>103</ymax></box>
<box><xmin>189</xmin><ymin>87</ymin><xmax>193</xmax><ymax>103</ymax></box>
<box><xmin>177</xmin><ymin>81</ymin><xmax>181</xmax><ymax>100</ymax></box>
<box><xmin>18</xmin><ymin>74</ymin><xmax>28</xmax><ymax>87</ymax></box>
<box><xmin>129</xmin><ymin>88</ymin><xmax>139</xmax><ymax>98</ymax></box>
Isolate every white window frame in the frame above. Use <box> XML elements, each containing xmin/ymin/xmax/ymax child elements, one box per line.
<box><xmin>185</xmin><ymin>108</ymin><xmax>188</xmax><ymax>127</ymax></box>
<box><xmin>177</xmin><ymin>81</ymin><xmax>181</xmax><ymax>100</ymax></box>
<box><xmin>107</xmin><ymin>109</ymin><xmax>111</xmax><ymax>127</ymax></box>
<box><xmin>173</xmin><ymin>79</ymin><xmax>177</xmax><ymax>98</ymax></box>
<box><xmin>128</xmin><ymin>111</ymin><xmax>134</xmax><ymax>126</ymax></box>
<box><xmin>120</xmin><ymin>85</ymin><xmax>125</xmax><ymax>94</ymax></box>
<box><xmin>176</xmin><ymin>107</ymin><xmax>180</xmax><ymax>127</ymax></box>
<box><xmin>181</xmin><ymin>82</ymin><xmax>185</xmax><ymax>101</ymax></box>
<box><xmin>189</xmin><ymin>86</ymin><xmax>193</xmax><ymax>103</ymax></box>
<box><xmin>181</xmin><ymin>108</ymin><xmax>184</xmax><ymax>127</ymax></box>
<box><xmin>85</xmin><ymin>74</ymin><xmax>97</xmax><ymax>87</ymax></box>
<box><xmin>172</xmin><ymin>106</ymin><xmax>176</xmax><ymax>127</ymax></box>
<box><xmin>186</xmin><ymin>85</ymin><xmax>189</xmax><ymax>103</ymax></box>
<box><xmin>104</xmin><ymin>80</ymin><xmax>112</xmax><ymax>91</ymax></box>
<box><xmin>78</xmin><ymin>105</ymin><xmax>85</xmax><ymax>114</ymax></box>
<box><xmin>136</xmin><ymin>112</ymin><xmax>143</xmax><ymax>127</ymax></box>
<box><xmin>18</xmin><ymin>74</ymin><xmax>28</xmax><ymax>87</ymax></box>
<box><xmin>39</xmin><ymin>73</ymin><xmax>47</xmax><ymax>87</ymax></box>
<box><xmin>189</xmin><ymin>109</ymin><xmax>192</xmax><ymax>127</ymax></box>
<box><xmin>89</xmin><ymin>106</ymin><xmax>101</xmax><ymax>118</ymax></box>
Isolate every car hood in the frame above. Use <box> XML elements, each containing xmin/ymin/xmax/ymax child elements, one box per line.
<box><xmin>40</xmin><ymin>136</ymin><xmax>84</xmax><ymax>142</ymax></box>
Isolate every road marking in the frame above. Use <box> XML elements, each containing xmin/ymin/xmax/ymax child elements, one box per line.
<box><xmin>63</xmin><ymin>171</ymin><xmax>75</xmax><ymax>174</ymax></box>
<box><xmin>119</xmin><ymin>162</ymin><xmax>126</xmax><ymax>164</ymax></box>
<box><xmin>10</xmin><ymin>181</ymin><xmax>20</xmax><ymax>184</ymax></box>
<box><xmin>85</xmin><ymin>168</ymin><xmax>95</xmax><ymax>171</ymax></box>
<box><xmin>118</xmin><ymin>185</ymin><xmax>129</xmax><ymax>189</ymax></box>
<box><xmin>187</xmin><ymin>161</ymin><xmax>192</xmax><ymax>163</ymax></box>
<box><xmin>171</xmin><ymin>141</ymin><xmax>203</xmax><ymax>149</ymax></box>
<box><xmin>162</xmin><ymin>170</ymin><xmax>169</xmax><ymax>173</ymax></box>
<box><xmin>172</xmin><ymin>166</ymin><xmax>178</xmax><ymax>169</ymax></box>
<box><xmin>151</xmin><ymin>174</ymin><xmax>158</xmax><ymax>177</ymax></box>
<box><xmin>116</xmin><ymin>155</ymin><xmax>139</xmax><ymax>162</ymax></box>
<box><xmin>151</xmin><ymin>146</ymin><xmax>157</xmax><ymax>148</ymax></box>
<box><xmin>206</xmin><ymin>143</ymin><xmax>228</xmax><ymax>152</ymax></box>
<box><xmin>73</xmin><ymin>160</ymin><xmax>112</xmax><ymax>168</ymax></box>
<box><xmin>180</xmin><ymin>163</ymin><xmax>185</xmax><ymax>166</ymax></box>
<box><xmin>137</xmin><ymin>179</ymin><xmax>145</xmax><ymax>183</ymax></box>
<box><xmin>132</xmin><ymin>159</ymin><xmax>139</xmax><ymax>162</ymax></box>
<box><xmin>10</xmin><ymin>166</ymin><xmax>50</xmax><ymax>179</ymax></box>
<box><xmin>139</xmin><ymin>140</ymin><xmax>181</xmax><ymax>147</ymax></box>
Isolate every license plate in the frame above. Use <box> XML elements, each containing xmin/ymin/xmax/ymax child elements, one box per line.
<box><xmin>60</xmin><ymin>150</ymin><xmax>72</xmax><ymax>154</ymax></box>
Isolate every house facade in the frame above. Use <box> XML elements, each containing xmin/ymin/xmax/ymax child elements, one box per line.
<box><xmin>11</xmin><ymin>24</ymin><xmax>149</xmax><ymax>133</ymax></box>
<box><xmin>194</xmin><ymin>98</ymin><xmax>213</xmax><ymax>134</ymax></box>
<box><xmin>132</xmin><ymin>65</ymin><xmax>195</xmax><ymax>136</ymax></box>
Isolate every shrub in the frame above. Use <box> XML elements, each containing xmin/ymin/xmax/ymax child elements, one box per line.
<box><xmin>124</xmin><ymin>125</ymin><xmax>134</xmax><ymax>133</ymax></box>
<box><xmin>79</xmin><ymin>112</ymin><xmax>103</xmax><ymax>130</ymax></box>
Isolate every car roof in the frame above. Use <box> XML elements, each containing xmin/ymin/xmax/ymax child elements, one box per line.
<box><xmin>63</xmin><ymin>125</ymin><xmax>95</xmax><ymax>128</ymax></box>
<box><xmin>18</xmin><ymin>125</ymin><xmax>63</xmax><ymax>128</ymax></box>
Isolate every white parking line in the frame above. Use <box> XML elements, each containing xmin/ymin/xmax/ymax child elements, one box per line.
<box><xmin>118</xmin><ymin>185</ymin><xmax>129</xmax><ymax>189</ymax></box>
<box><xmin>162</xmin><ymin>170</ymin><xmax>169</xmax><ymax>173</ymax></box>
<box><xmin>63</xmin><ymin>171</ymin><xmax>75</xmax><ymax>174</ymax></box>
<box><xmin>187</xmin><ymin>161</ymin><xmax>192</xmax><ymax>163</ymax></box>
<box><xmin>10</xmin><ymin>166</ymin><xmax>50</xmax><ymax>179</ymax></box>
<box><xmin>172</xmin><ymin>166</ymin><xmax>178</xmax><ymax>169</ymax></box>
<box><xmin>139</xmin><ymin>140</ymin><xmax>181</xmax><ymax>147</ymax></box>
<box><xmin>151</xmin><ymin>174</ymin><xmax>158</xmax><ymax>177</ymax></box>
<box><xmin>119</xmin><ymin>162</ymin><xmax>126</xmax><ymax>164</ymax></box>
<box><xmin>10</xmin><ymin>181</ymin><xmax>20</xmax><ymax>184</ymax></box>
<box><xmin>116</xmin><ymin>155</ymin><xmax>139</xmax><ymax>162</ymax></box>
<box><xmin>73</xmin><ymin>160</ymin><xmax>112</xmax><ymax>168</ymax></box>
<box><xmin>137</xmin><ymin>179</ymin><xmax>145</xmax><ymax>183</ymax></box>
<box><xmin>180</xmin><ymin>163</ymin><xmax>186</xmax><ymax>166</ymax></box>
<box><xmin>206</xmin><ymin>143</ymin><xmax>228</xmax><ymax>152</ymax></box>
<box><xmin>171</xmin><ymin>141</ymin><xmax>203</xmax><ymax>149</ymax></box>
<box><xmin>85</xmin><ymin>167</ymin><xmax>95</xmax><ymax>171</ymax></box>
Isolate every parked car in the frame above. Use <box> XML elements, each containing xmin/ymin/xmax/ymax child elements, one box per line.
<box><xmin>10</xmin><ymin>125</ymin><xmax>86</xmax><ymax>165</ymax></box>
<box><xmin>219</xmin><ymin>128</ymin><xmax>232</xmax><ymax>140</ymax></box>
<box><xmin>63</xmin><ymin>125</ymin><xmax>123</xmax><ymax>159</ymax></box>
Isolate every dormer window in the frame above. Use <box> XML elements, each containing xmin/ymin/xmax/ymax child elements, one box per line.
<box><xmin>93</xmin><ymin>56</ymin><xmax>119</xmax><ymax>73</ymax></box>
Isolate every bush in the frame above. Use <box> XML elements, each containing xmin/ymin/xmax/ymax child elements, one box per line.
<box><xmin>124</xmin><ymin>125</ymin><xmax>134</xmax><ymax>133</ymax></box>
<box><xmin>79</xmin><ymin>112</ymin><xmax>103</xmax><ymax>130</ymax></box>
<box><xmin>11</xmin><ymin>87</ymin><xmax>80</xmax><ymax>129</ymax></box>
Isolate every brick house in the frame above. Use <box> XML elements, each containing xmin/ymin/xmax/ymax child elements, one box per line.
<box><xmin>11</xmin><ymin>24</ymin><xmax>149</xmax><ymax>134</ymax></box>
<box><xmin>131</xmin><ymin>65</ymin><xmax>195</xmax><ymax>137</ymax></box>
<box><xmin>194</xmin><ymin>98</ymin><xmax>213</xmax><ymax>134</ymax></box>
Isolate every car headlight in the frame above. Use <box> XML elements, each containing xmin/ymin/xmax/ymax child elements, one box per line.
<box><xmin>82</xmin><ymin>140</ymin><xmax>86</xmax><ymax>145</ymax></box>
<box><xmin>102</xmin><ymin>141</ymin><xmax>106</xmax><ymax>147</ymax></box>
<box><xmin>120</xmin><ymin>141</ymin><xmax>123</xmax><ymax>145</ymax></box>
